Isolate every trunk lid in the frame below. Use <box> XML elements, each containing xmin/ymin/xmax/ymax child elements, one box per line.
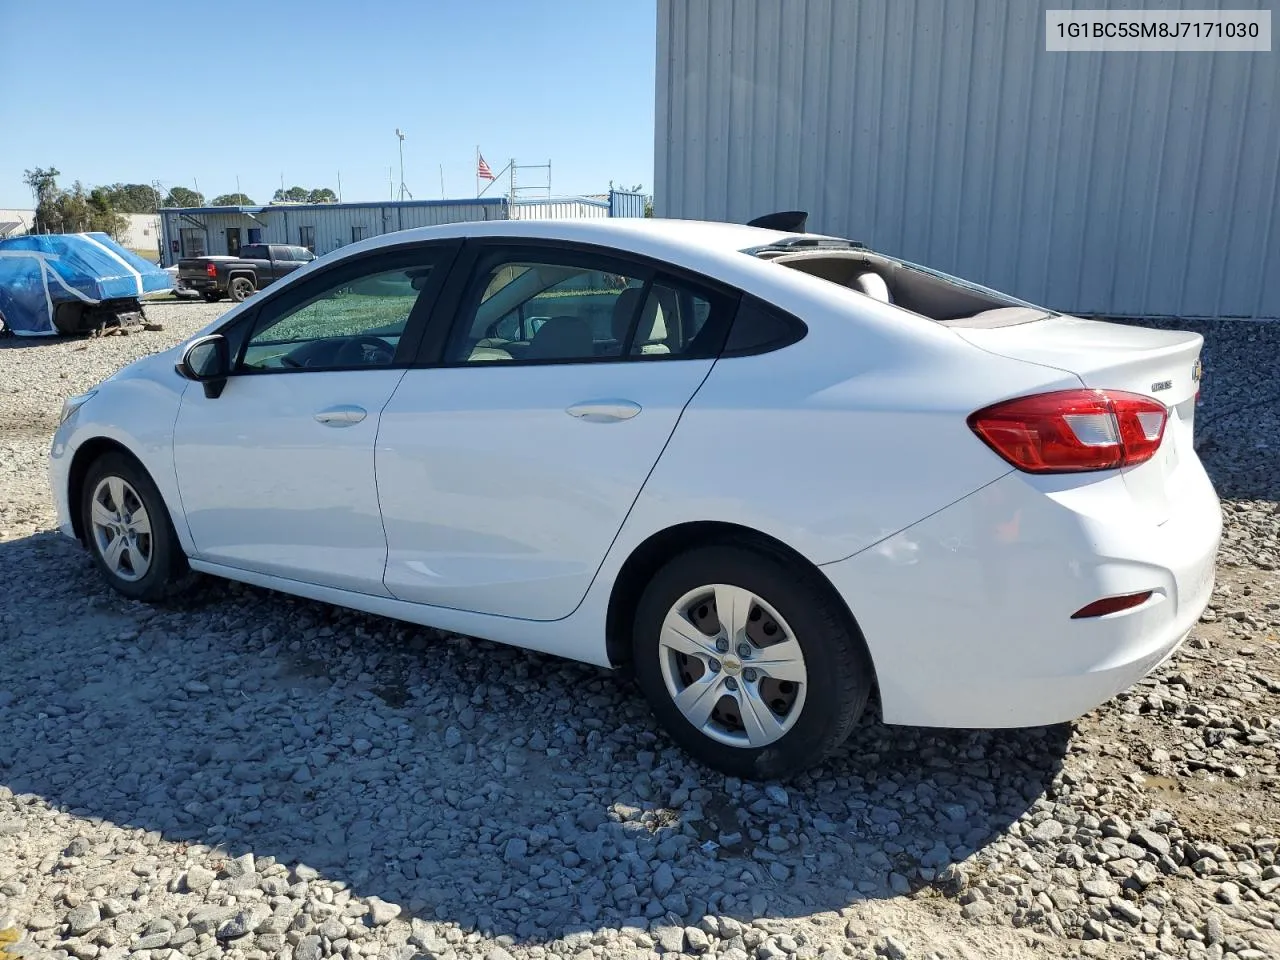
<box><xmin>955</xmin><ymin>315</ymin><xmax>1204</xmax><ymax>524</ymax></box>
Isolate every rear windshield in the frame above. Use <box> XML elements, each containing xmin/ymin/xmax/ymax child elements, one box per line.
<box><xmin>747</xmin><ymin>241</ymin><xmax>1054</xmax><ymax>325</ymax></box>
<box><xmin>241</xmin><ymin>244</ymin><xmax>268</xmax><ymax>260</ymax></box>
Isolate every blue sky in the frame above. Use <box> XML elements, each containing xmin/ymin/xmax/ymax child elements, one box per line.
<box><xmin>0</xmin><ymin>0</ymin><xmax>656</xmax><ymax>209</ymax></box>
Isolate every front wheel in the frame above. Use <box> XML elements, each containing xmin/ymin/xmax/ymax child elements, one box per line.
<box><xmin>81</xmin><ymin>452</ymin><xmax>195</xmax><ymax>602</ymax></box>
<box><xmin>632</xmin><ymin>544</ymin><xmax>873</xmax><ymax>780</ymax></box>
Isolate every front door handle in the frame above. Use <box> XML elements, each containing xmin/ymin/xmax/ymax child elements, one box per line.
<box><xmin>566</xmin><ymin>399</ymin><xmax>642</xmax><ymax>423</ymax></box>
<box><xmin>314</xmin><ymin>404</ymin><xmax>367</xmax><ymax>426</ymax></box>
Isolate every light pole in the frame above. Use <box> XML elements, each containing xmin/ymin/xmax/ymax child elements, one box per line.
<box><xmin>395</xmin><ymin>129</ymin><xmax>412</xmax><ymax>201</ymax></box>
<box><xmin>396</xmin><ymin>129</ymin><xmax>405</xmax><ymax>201</ymax></box>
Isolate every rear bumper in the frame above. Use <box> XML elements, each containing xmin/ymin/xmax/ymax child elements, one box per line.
<box><xmin>820</xmin><ymin>460</ymin><xmax>1221</xmax><ymax>728</ymax></box>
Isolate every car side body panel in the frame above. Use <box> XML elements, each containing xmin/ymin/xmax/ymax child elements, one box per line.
<box><xmin>49</xmin><ymin>355</ymin><xmax>196</xmax><ymax>555</ymax></box>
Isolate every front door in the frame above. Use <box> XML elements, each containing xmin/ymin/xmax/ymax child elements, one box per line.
<box><xmin>377</xmin><ymin>243</ymin><xmax>736</xmax><ymax>620</ymax></box>
<box><xmin>179</xmin><ymin>228</ymin><xmax>205</xmax><ymax>257</ymax></box>
<box><xmin>226</xmin><ymin>227</ymin><xmax>241</xmax><ymax>256</ymax></box>
<box><xmin>172</xmin><ymin>242</ymin><xmax>454</xmax><ymax>594</ymax></box>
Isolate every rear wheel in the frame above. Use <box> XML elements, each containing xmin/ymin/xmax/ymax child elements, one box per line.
<box><xmin>632</xmin><ymin>544</ymin><xmax>873</xmax><ymax>780</ymax></box>
<box><xmin>81</xmin><ymin>453</ymin><xmax>195</xmax><ymax>602</ymax></box>
<box><xmin>228</xmin><ymin>276</ymin><xmax>256</xmax><ymax>302</ymax></box>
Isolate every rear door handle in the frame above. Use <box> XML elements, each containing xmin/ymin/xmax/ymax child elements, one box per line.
<box><xmin>314</xmin><ymin>404</ymin><xmax>367</xmax><ymax>426</ymax></box>
<box><xmin>566</xmin><ymin>399</ymin><xmax>642</xmax><ymax>423</ymax></box>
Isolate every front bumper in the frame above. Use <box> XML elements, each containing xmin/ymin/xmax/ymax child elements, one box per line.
<box><xmin>49</xmin><ymin>423</ymin><xmax>78</xmax><ymax>541</ymax></box>
<box><xmin>820</xmin><ymin>461</ymin><xmax>1222</xmax><ymax>729</ymax></box>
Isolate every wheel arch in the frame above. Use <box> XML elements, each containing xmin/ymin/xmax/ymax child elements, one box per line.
<box><xmin>604</xmin><ymin>520</ymin><xmax>878</xmax><ymax>686</ymax></box>
<box><xmin>67</xmin><ymin>437</ymin><xmax>149</xmax><ymax>544</ymax></box>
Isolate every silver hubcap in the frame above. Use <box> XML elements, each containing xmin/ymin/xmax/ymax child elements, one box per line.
<box><xmin>659</xmin><ymin>584</ymin><xmax>808</xmax><ymax>748</ymax></box>
<box><xmin>89</xmin><ymin>476</ymin><xmax>153</xmax><ymax>582</ymax></box>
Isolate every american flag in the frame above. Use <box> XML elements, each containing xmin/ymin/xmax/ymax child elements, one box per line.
<box><xmin>476</xmin><ymin>154</ymin><xmax>495</xmax><ymax>180</ymax></box>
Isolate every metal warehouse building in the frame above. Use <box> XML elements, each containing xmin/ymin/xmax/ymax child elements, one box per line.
<box><xmin>656</xmin><ymin>0</ymin><xmax>1280</xmax><ymax>320</ymax></box>
<box><xmin>159</xmin><ymin>190</ymin><xmax>647</xmax><ymax>266</ymax></box>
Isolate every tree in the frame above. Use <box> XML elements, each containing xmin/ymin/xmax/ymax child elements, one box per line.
<box><xmin>163</xmin><ymin>186</ymin><xmax>204</xmax><ymax>208</ymax></box>
<box><xmin>87</xmin><ymin>187</ymin><xmax>130</xmax><ymax>240</ymax></box>
<box><xmin>307</xmin><ymin>187</ymin><xmax>338</xmax><ymax>203</ymax></box>
<box><xmin>23</xmin><ymin>167</ymin><xmax>61</xmax><ymax>232</ymax></box>
<box><xmin>644</xmin><ymin>200</ymin><xmax>654</xmax><ymax>218</ymax></box>
<box><xmin>211</xmin><ymin>192</ymin><xmax>254</xmax><ymax>206</ymax></box>
<box><xmin>100</xmin><ymin>183</ymin><xmax>159</xmax><ymax>214</ymax></box>
<box><xmin>273</xmin><ymin>186</ymin><xmax>311</xmax><ymax>203</ymax></box>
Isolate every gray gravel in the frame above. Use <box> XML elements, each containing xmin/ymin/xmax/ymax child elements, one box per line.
<box><xmin>0</xmin><ymin>307</ymin><xmax>1277</xmax><ymax>960</ymax></box>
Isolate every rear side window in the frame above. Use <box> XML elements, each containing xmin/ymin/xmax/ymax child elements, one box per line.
<box><xmin>721</xmin><ymin>297</ymin><xmax>807</xmax><ymax>356</ymax></box>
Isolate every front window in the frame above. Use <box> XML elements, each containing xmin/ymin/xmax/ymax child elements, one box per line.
<box><xmin>241</xmin><ymin>264</ymin><xmax>431</xmax><ymax>371</ymax></box>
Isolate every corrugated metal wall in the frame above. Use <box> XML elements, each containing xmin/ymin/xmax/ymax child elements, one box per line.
<box><xmin>609</xmin><ymin>190</ymin><xmax>649</xmax><ymax>217</ymax></box>
<box><xmin>656</xmin><ymin>0</ymin><xmax>1280</xmax><ymax>320</ymax></box>
<box><xmin>161</xmin><ymin>200</ymin><xmax>509</xmax><ymax>264</ymax></box>
<box><xmin>510</xmin><ymin>199</ymin><xmax>610</xmax><ymax>220</ymax></box>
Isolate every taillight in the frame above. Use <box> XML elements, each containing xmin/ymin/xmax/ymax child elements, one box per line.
<box><xmin>968</xmin><ymin>389</ymin><xmax>1168</xmax><ymax>474</ymax></box>
<box><xmin>206</xmin><ymin>262</ymin><xmax>218</xmax><ymax>278</ymax></box>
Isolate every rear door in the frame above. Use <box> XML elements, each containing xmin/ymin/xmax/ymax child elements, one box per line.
<box><xmin>266</xmin><ymin>245</ymin><xmax>291</xmax><ymax>284</ymax></box>
<box><xmin>376</xmin><ymin>240</ymin><xmax>738</xmax><ymax>620</ymax></box>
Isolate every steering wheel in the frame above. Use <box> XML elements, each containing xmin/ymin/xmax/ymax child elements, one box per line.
<box><xmin>334</xmin><ymin>335</ymin><xmax>395</xmax><ymax>366</ymax></box>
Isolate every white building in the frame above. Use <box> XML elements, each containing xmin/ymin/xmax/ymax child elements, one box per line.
<box><xmin>0</xmin><ymin>209</ymin><xmax>34</xmax><ymax>238</ymax></box>
<box><xmin>119</xmin><ymin>214</ymin><xmax>162</xmax><ymax>258</ymax></box>
<box><xmin>158</xmin><ymin>191</ymin><xmax>648</xmax><ymax>266</ymax></box>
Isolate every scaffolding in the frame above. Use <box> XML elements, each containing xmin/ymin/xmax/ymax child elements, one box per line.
<box><xmin>478</xmin><ymin>157</ymin><xmax>552</xmax><ymax>203</ymax></box>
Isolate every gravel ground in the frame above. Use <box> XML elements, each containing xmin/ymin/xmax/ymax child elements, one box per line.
<box><xmin>0</xmin><ymin>303</ymin><xmax>1276</xmax><ymax>960</ymax></box>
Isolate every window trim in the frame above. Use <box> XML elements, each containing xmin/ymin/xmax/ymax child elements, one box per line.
<box><xmin>213</xmin><ymin>240</ymin><xmax>462</xmax><ymax>377</ymax></box>
<box><xmin>415</xmin><ymin>238</ymin><xmax>742</xmax><ymax>369</ymax></box>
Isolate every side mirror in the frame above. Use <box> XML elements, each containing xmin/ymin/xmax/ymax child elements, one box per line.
<box><xmin>176</xmin><ymin>334</ymin><xmax>231</xmax><ymax>399</ymax></box>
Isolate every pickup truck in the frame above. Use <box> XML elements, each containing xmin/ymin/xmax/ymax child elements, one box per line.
<box><xmin>177</xmin><ymin>243</ymin><xmax>317</xmax><ymax>302</ymax></box>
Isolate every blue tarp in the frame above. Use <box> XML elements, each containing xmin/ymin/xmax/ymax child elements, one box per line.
<box><xmin>0</xmin><ymin>232</ymin><xmax>172</xmax><ymax>336</ymax></box>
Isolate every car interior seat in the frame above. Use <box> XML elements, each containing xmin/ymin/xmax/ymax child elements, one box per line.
<box><xmin>527</xmin><ymin>315</ymin><xmax>594</xmax><ymax>360</ymax></box>
<box><xmin>611</xmin><ymin>287</ymin><xmax>672</xmax><ymax>355</ymax></box>
<box><xmin>850</xmin><ymin>270</ymin><xmax>893</xmax><ymax>304</ymax></box>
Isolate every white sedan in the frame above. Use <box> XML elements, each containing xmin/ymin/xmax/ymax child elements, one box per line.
<box><xmin>49</xmin><ymin>217</ymin><xmax>1221</xmax><ymax>779</ymax></box>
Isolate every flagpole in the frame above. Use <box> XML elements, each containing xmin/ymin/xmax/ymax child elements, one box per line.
<box><xmin>475</xmin><ymin>145</ymin><xmax>479</xmax><ymax>198</ymax></box>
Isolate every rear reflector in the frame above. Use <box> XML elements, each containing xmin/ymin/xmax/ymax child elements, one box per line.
<box><xmin>1071</xmin><ymin>591</ymin><xmax>1154</xmax><ymax>619</ymax></box>
<box><xmin>968</xmin><ymin>389</ymin><xmax>1168</xmax><ymax>473</ymax></box>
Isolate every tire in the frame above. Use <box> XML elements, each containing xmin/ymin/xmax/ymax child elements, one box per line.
<box><xmin>228</xmin><ymin>276</ymin><xmax>256</xmax><ymax>302</ymax></box>
<box><xmin>632</xmin><ymin>543</ymin><xmax>873</xmax><ymax>780</ymax></box>
<box><xmin>81</xmin><ymin>452</ymin><xmax>195</xmax><ymax>602</ymax></box>
<box><xmin>201</xmin><ymin>291</ymin><xmax>222</xmax><ymax>302</ymax></box>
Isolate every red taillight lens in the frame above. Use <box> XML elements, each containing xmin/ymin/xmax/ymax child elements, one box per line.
<box><xmin>968</xmin><ymin>389</ymin><xmax>1168</xmax><ymax>474</ymax></box>
<box><xmin>206</xmin><ymin>262</ymin><xmax>218</xmax><ymax>277</ymax></box>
